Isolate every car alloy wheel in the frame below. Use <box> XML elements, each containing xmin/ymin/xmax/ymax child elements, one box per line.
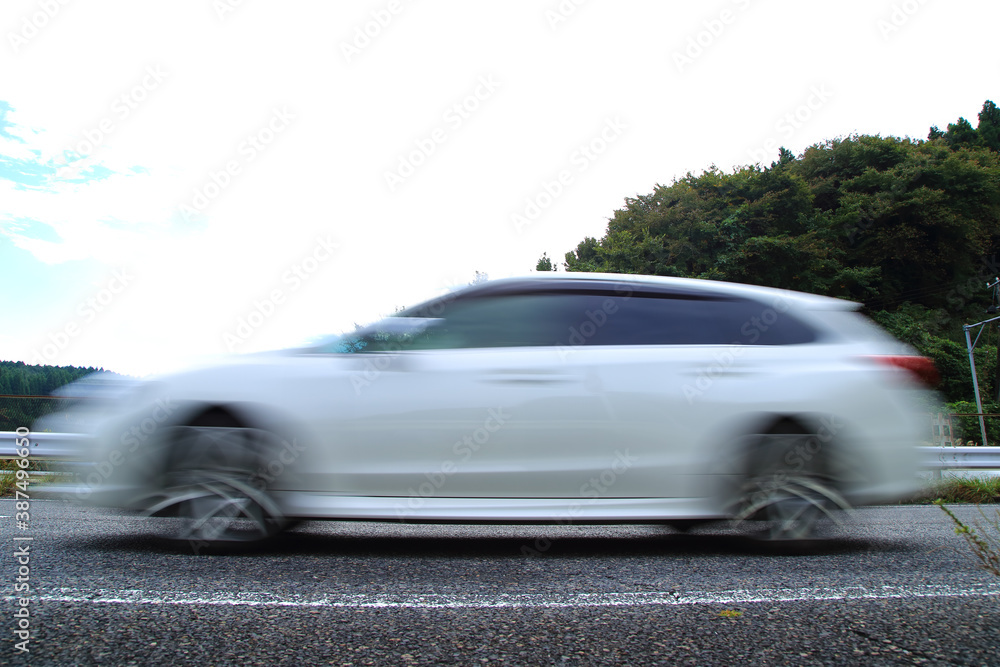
<box><xmin>732</xmin><ymin>425</ymin><xmax>852</xmax><ymax>541</ymax></box>
<box><xmin>143</xmin><ymin>416</ymin><xmax>288</xmax><ymax>544</ymax></box>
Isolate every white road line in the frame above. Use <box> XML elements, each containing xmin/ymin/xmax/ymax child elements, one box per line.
<box><xmin>10</xmin><ymin>583</ymin><xmax>1000</xmax><ymax>609</ymax></box>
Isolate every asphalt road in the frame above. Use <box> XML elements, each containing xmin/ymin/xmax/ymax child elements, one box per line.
<box><xmin>1</xmin><ymin>501</ymin><xmax>999</xmax><ymax>666</ymax></box>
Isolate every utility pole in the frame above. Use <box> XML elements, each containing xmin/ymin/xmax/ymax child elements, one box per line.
<box><xmin>965</xmin><ymin>325</ymin><xmax>989</xmax><ymax>446</ymax></box>
<box><xmin>964</xmin><ymin>277</ymin><xmax>1000</xmax><ymax>446</ymax></box>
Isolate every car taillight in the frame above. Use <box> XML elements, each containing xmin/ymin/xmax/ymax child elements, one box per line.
<box><xmin>863</xmin><ymin>355</ymin><xmax>940</xmax><ymax>388</ymax></box>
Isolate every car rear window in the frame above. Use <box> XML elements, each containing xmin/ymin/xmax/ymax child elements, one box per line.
<box><xmin>550</xmin><ymin>293</ymin><xmax>817</xmax><ymax>346</ymax></box>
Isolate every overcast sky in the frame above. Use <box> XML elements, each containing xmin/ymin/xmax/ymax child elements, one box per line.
<box><xmin>1</xmin><ymin>0</ymin><xmax>996</xmax><ymax>377</ymax></box>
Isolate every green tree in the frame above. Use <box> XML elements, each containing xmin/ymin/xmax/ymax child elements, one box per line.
<box><xmin>977</xmin><ymin>100</ymin><xmax>1000</xmax><ymax>152</ymax></box>
<box><xmin>944</xmin><ymin>117</ymin><xmax>978</xmax><ymax>150</ymax></box>
<box><xmin>0</xmin><ymin>360</ymin><xmax>128</xmax><ymax>430</ymax></box>
<box><xmin>535</xmin><ymin>253</ymin><xmax>555</xmax><ymax>271</ymax></box>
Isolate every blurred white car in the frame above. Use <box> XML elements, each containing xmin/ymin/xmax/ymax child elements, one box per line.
<box><xmin>39</xmin><ymin>273</ymin><xmax>937</xmax><ymax>544</ymax></box>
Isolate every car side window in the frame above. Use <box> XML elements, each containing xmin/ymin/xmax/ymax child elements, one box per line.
<box><xmin>549</xmin><ymin>293</ymin><xmax>816</xmax><ymax>346</ymax></box>
<box><xmin>406</xmin><ymin>295</ymin><xmax>569</xmax><ymax>349</ymax></box>
<box><xmin>324</xmin><ymin>295</ymin><xmax>569</xmax><ymax>353</ymax></box>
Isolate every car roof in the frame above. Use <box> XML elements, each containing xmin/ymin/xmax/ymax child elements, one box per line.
<box><xmin>452</xmin><ymin>273</ymin><xmax>860</xmax><ymax>311</ymax></box>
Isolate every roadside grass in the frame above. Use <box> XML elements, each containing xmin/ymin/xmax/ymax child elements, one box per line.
<box><xmin>902</xmin><ymin>476</ymin><xmax>1000</xmax><ymax>504</ymax></box>
<box><xmin>0</xmin><ymin>459</ymin><xmax>20</xmax><ymax>496</ymax></box>
<box><xmin>936</xmin><ymin>501</ymin><xmax>1000</xmax><ymax>577</ymax></box>
<box><xmin>0</xmin><ymin>458</ymin><xmax>61</xmax><ymax>496</ymax></box>
<box><xmin>906</xmin><ymin>476</ymin><xmax>1000</xmax><ymax>579</ymax></box>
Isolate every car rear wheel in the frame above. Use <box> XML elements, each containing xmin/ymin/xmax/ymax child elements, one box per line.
<box><xmin>144</xmin><ymin>413</ymin><xmax>289</xmax><ymax>545</ymax></box>
<box><xmin>733</xmin><ymin>422</ymin><xmax>851</xmax><ymax>541</ymax></box>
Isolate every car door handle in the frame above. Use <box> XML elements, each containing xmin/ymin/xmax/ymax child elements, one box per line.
<box><xmin>483</xmin><ymin>370</ymin><xmax>574</xmax><ymax>384</ymax></box>
<box><xmin>679</xmin><ymin>366</ymin><xmax>760</xmax><ymax>377</ymax></box>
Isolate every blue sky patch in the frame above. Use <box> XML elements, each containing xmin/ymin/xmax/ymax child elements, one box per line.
<box><xmin>0</xmin><ymin>101</ymin><xmax>23</xmax><ymax>142</ymax></box>
<box><xmin>62</xmin><ymin>163</ymin><xmax>116</xmax><ymax>183</ymax></box>
<box><xmin>2</xmin><ymin>216</ymin><xmax>62</xmax><ymax>242</ymax></box>
<box><xmin>0</xmin><ymin>100</ymin><xmax>134</xmax><ymax>190</ymax></box>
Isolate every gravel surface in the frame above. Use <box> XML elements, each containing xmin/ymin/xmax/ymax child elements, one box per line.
<box><xmin>1</xmin><ymin>501</ymin><xmax>998</xmax><ymax>665</ymax></box>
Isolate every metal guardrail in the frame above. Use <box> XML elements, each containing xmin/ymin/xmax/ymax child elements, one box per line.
<box><xmin>0</xmin><ymin>432</ymin><xmax>93</xmax><ymax>460</ymax></box>
<box><xmin>3</xmin><ymin>432</ymin><xmax>1000</xmax><ymax>472</ymax></box>
<box><xmin>918</xmin><ymin>446</ymin><xmax>1000</xmax><ymax>471</ymax></box>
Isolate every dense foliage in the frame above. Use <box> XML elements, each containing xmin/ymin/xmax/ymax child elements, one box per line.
<box><xmin>0</xmin><ymin>360</ymin><xmax>113</xmax><ymax>396</ymax></box>
<box><xmin>550</xmin><ymin>101</ymin><xmax>1000</xmax><ymax>410</ymax></box>
<box><xmin>0</xmin><ymin>360</ymin><xmax>121</xmax><ymax>431</ymax></box>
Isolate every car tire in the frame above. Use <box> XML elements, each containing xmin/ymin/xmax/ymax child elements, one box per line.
<box><xmin>733</xmin><ymin>421</ymin><xmax>851</xmax><ymax>541</ymax></box>
<box><xmin>143</xmin><ymin>412</ymin><xmax>290</xmax><ymax>546</ymax></box>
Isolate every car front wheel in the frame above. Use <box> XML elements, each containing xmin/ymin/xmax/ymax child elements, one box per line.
<box><xmin>143</xmin><ymin>413</ymin><xmax>290</xmax><ymax>546</ymax></box>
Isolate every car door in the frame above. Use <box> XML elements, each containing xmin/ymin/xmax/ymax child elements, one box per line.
<box><xmin>294</xmin><ymin>292</ymin><xmax>610</xmax><ymax>500</ymax></box>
